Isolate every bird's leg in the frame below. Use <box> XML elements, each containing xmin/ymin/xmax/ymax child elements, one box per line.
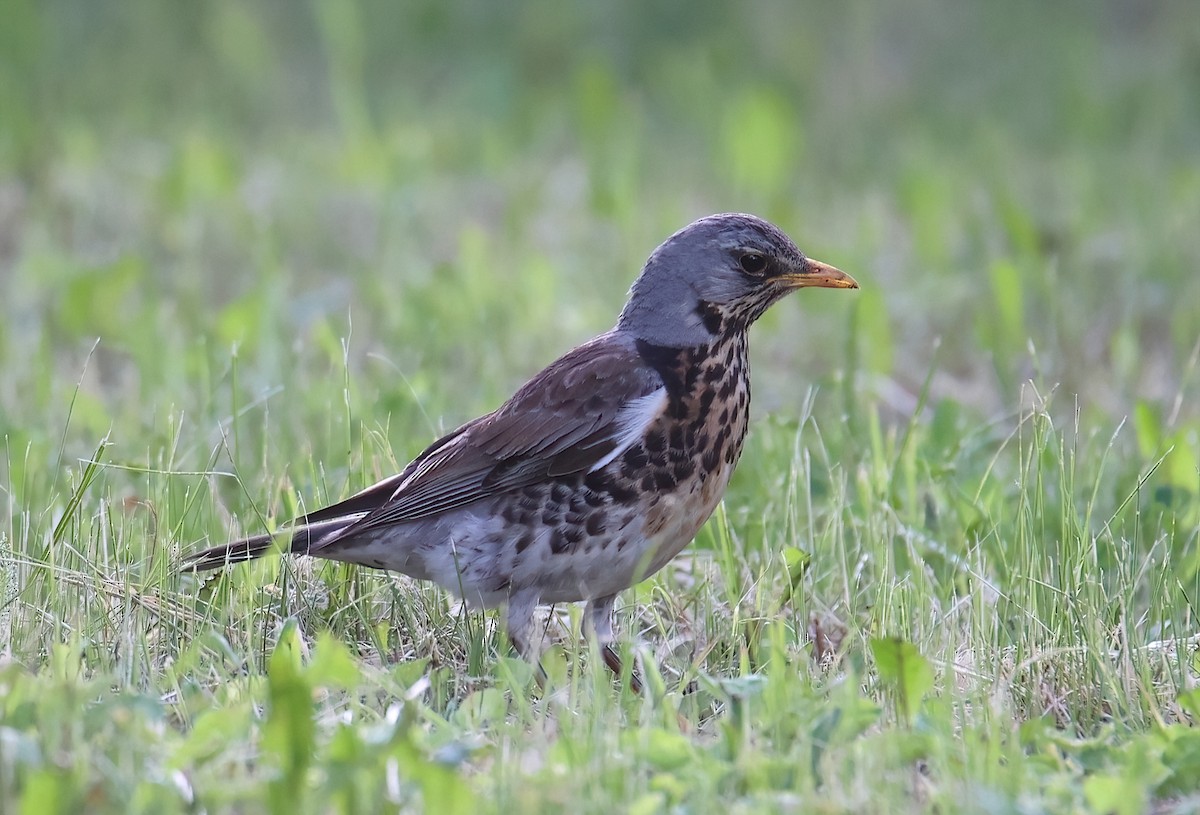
<box><xmin>585</xmin><ymin>594</ymin><xmax>643</xmax><ymax>694</ymax></box>
<box><xmin>505</xmin><ymin>589</ymin><xmax>548</xmax><ymax>688</ymax></box>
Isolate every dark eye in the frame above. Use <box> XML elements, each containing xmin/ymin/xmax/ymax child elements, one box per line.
<box><xmin>739</xmin><ymin>253</ymin><xmax>768</xmax><ymax>276</ymax></box>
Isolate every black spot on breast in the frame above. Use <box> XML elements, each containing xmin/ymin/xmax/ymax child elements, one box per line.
<box><xmin>550</xmin><ymin>484</ymin><xmax>570</xmax><ymax>504</ymax></box>
<box><xmin>654</xmin><ymin>470</ymin><xmax>677</xmax><ymax>491</ymax></box>
<box><xmin>669</xmin><ymin>425</ymin><xmax>685</xmax><ymax>450</ymax></box>
<box><xmin>701</xmin><ymin>447</ymin><xmax>720</xmax><ymax>473</ymax></box>
<box><xmin>644</xmin><ymin>430</ymin><xmax>665</xmax><ymax>453</ymax></box>
<box><xmin>586</xmin><ymin>513</ymin><xmax>606</xmax><ymax>536</ymax></box>
<box><xmin>672</xmin><ymin>460</ymin><xmax>695</xmax><ymax>481</ymax></box>
<box><xmin>622</xmin><ymin>446</ymin><xmax>649</xmax><ymax>470</ymax></box>
<box><xmin>683</xmin><ymin>363</ymin><xmax>703</xmax><ymax>397</ymax></box>
<box><xmin>703</xmin><ymin>363</ymin><xmax>726</xmax><ymax>383</ymax></box>
<box><xmin>695</xmin><ymin>302</ymin><xmax>723</xmax><ymax>334</ymax></box>
<box><xmin>585</xmin><ymin>470</ymin><xmax>638</xmax><ymax>504</ymax></box>
<box><xmin>501</xmin><ymin>492</ymin><xmax>539</xmax><ymax>524</ymax></box>
<box><xmin>635</xmin><ymin>340</ymin><xmax>686</xmax><ymax>400</ymax></box>
<box><xmin>541</xmin><ymin>509</ymin><xmax>562</xmax><ymax>526</ymax></box>
<box><xmin>712</xmin><ymin>433</ymin><xmax>727</xmax><ymax>462</ymax></box>
<box><xmin>565</xmin><ymin>509</ymin><xmax>588</xmax><ymax>526</ymax></box>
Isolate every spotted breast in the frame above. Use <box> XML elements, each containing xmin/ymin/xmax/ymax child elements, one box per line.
<box><xmin>622</xmin><ymin>334</ymin><xmax>751</xmax><ymax>576</ymax></box>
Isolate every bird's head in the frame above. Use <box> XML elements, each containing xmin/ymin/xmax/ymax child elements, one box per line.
<box><xmin>617</xmin><ymin>213</ymin><xmax>858</xmax><ymax>348</ymax></box>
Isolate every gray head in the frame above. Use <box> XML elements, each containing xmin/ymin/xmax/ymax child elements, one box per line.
<box><xmin>617</xmin><ymin>213</ymin><xmax>858</xmax><ymax>348</ymax></box>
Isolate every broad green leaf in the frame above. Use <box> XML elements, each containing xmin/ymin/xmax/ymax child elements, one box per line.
<box><xmin>870</xmin><ymin>637</ymin><xmax>934</xmax><ymax>723</ymax></box>
<box><xmin>1163</xmin><ymin>429</ymin><xmax>1200</xmax><ymax>492</ymax></box>
<box><xmin>781</xmin><ymin>545</ymin><xmax>811</xmax><ymax>604</ymax></box>
<box><xmin>170</xmin><ymin>705</ymin><xmax>253</xmax><ymax>769</ymax></box>
<box><xmin>1083</xmin><ymin>774</ymin><xmax>1145</xmax><ymax>815</ymax></box>
<box><xmin>306</xmin><ymin>632</ymin><xmax>361</xmax><ymax>689</ymax></box>
<box><xmin>325</xmin><ymin>724</ymin><xmax>366</xmax><ymax>815</ymax></box>
<box><xmin>638</xmin><ymin>729</ymin><xmax>694</xmax><ymax>772</ymax></box>
<box><xmin>264</xmin><ymin>619</ymin><xmax>315</xmax><ymax>814</ymax></box>
<box><xmin>391</xmin><ymin>736</ymin><xmax>475</xmax><ymax>815</ymax></box>
<box><xmin>1157</xmin><ymin>727</ymin><xmax>1200</xmax><ymax>795</ymax></box>
<box><xmin>1177</xmin><ymin>688</ymin><xmax>1200</xmax><ymax>722</ymax></box>
<box><xmin>391</xmin><ymin>657</ymin><xmax>432</xmax><ymax>691</ymax></box>
<box><xmin>19</xmin><ymin>768</ymin><xmax>76</xmax><ymax>815</ymax></box>
<box><xmin>711</xmin><ymin>673</ymin><xmax>768</xmax><ymax>699</ymax></box>
<box><xmin>452</xmin><ymin>687</ymin><xmax>508</xmax><ymax>728</ymax></box>
<box><xmin>629</xmin><ymin>792</ymin><xmax>668</xmax><ymax>815</ymax></box>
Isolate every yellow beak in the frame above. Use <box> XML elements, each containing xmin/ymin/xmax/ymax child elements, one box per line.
<box><xmin>777</xmin><ymin>259</ymin><xmax>859</xmax><ymax>290</ymax></box>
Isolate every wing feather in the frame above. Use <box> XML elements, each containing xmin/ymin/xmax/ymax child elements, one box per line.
<box><xmin>310</xmin><ymin>331</ymin><xmax>663</xmax><ymax>549</ymax></box>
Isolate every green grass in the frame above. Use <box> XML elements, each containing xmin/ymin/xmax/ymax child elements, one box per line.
<box><xmin>2</xmin><ymin>1</ymin><xmax>1200</xmax><ymax>812</ymax></box>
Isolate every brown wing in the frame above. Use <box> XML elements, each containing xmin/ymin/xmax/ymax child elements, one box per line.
<box><xmin>307</xmin><ymin>330</ymin><xmax>663</xmax><ymax>550</ymax></box>
<box><xmin>181</xmin><ymin>330</ymin><xmax>664</xmax><ymax>571</ymax></box>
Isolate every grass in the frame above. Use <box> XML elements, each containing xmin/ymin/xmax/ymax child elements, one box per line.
<box><xmin>2</xmin><ymin>1</ymin><xmax>1200</xmax><ymax>812</ymax></box>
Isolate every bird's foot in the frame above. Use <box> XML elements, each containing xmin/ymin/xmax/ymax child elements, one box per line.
<box><xmin>600</xmin><ymin>643</ymin><xmax>699</xmax><ymax>695</ymax></box>
<box><xmin>601</xmin><ymin>643</ymin><xmax>644</xmax><ymax>694</ymax></box>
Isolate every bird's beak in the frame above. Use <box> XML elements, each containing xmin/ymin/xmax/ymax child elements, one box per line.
<box><xmin>777</xmin><ymin>259</ymin><xmax>859</xmax><ymax>290</ymax></box>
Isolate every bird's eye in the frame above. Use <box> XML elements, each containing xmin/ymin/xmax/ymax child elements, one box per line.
<box><xmin>739</xmin><ymin>253</ymin><xmax>768</xmax><ymax>276</ymax></box>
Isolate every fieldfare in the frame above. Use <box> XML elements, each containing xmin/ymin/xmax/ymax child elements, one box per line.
<box><xmin>183</xmin><ymin>213</ymin><xmax>858</xmax><ymax>689</ymax></box>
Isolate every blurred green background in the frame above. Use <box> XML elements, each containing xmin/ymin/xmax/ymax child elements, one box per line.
<box><xmin>3</xmin><ymin>0</ymin><xmax>1197</xmax><ymax>441</ymax></box>
<box><xmin>1</xmin><ymin>0</ymin><xmax>1197</xmax><ymax>589</ymax></box>
<box><xmin>2</xmin><ymin>0</ymin><xmax>1198</xmax><ymax>586</ymax></box>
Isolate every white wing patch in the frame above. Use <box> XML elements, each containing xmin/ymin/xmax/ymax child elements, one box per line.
<box><xmin>588</xmin><ymin>388</ymin><xmax>667</xmax><ymax>472</ymax></box>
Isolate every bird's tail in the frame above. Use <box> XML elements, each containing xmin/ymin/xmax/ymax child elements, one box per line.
<box><xmin>179</xmin><ymin>517</ymin><xmax>357</xmax><ymax>572</ymax></box>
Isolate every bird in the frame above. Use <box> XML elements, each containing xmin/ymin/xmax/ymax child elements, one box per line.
<box><xmin>182</xmin><ymin>213</ymin><xmax>858</xmax><ymax>690</ymax></box>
